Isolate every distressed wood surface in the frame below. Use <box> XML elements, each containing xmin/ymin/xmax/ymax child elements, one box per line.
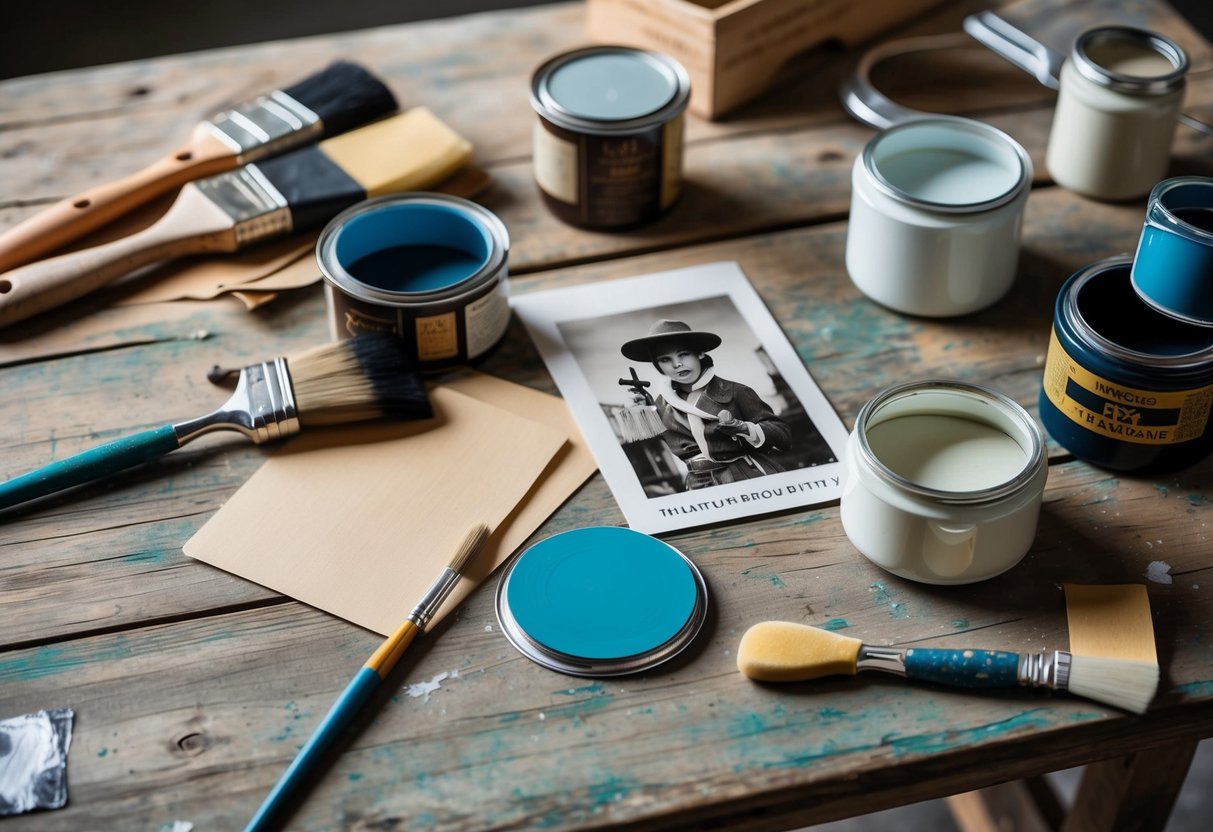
<box><xmin>2</xmin><ymin>0</ymin><xmax>1213</xmax><ymax>830</ymax></box>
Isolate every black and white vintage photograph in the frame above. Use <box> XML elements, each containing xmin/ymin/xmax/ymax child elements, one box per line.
<box><xmin>511</xmin><ymin>261</ymin><xmax>848</xmax><ymax>534</ymax></box>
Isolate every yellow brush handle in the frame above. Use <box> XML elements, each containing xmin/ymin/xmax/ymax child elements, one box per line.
<box><xmin>367</xmin><ymin>619</ymin><xmax>423</xmax><ymax>678</ymax></box>
<box><xmin>0</xmin><ymin>125</ymin><xmax>235</xmax><ymax>273</ymax></box>
<box><xmin>0</xmin><ymin>184</ymin><xmax>238</xmax><ymax>328</ymax></box>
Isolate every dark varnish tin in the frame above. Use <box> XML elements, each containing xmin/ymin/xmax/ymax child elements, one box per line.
<box><xmin>1040</xmin><ymin>255</ymin><xmax>1213</xmax><ymax>472</ymax></box>
<box><xmin>318</xmin><ymin>194</ymin><xmax>510</xmax><ymax>373</ymax></box>
<box><xmin>530</xmin><ymin>46</ymin><xmax>690</xmax><ymax>230</ymax></box>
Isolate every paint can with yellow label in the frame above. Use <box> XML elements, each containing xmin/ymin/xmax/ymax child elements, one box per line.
<box><xmin>1040</xmin><ymin>255</ymin><xmax>1213</xmax><ymax>471</ymax></box>
<box><xmin>318</xmin><ymin>194</ymin><xmax>510</xmax><ymax>373</ymax></box>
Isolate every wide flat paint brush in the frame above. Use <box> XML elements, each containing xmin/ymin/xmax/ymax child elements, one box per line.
<box><xmin>0</xmin><ymin>61</ymin><xmax>397</xmax><ymax>273</ymax></box>
<box><xmin>244</xmin><ymin>523</ymin><xmax>492</xmax><ymax>832</ymax></box>
<box><xmin>0</xmin><ymin>107</ymin><xmax>472</xmax><ymax>327</ymax></box>
<box><xmin>737</xmin><ymin>620</ymin><xmax>1159</xmax><ymax>714</ymax></box>
<box><xmin>0</xmin><ymin>332</ymin><xmax>431</xmax><ymax>511</ymax></box>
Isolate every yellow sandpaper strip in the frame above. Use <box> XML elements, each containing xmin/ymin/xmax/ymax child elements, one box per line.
<box><xmin>1064</xmin><ymin>584</ymin><xmax>1158</xmax><ymax>664</ymax></box>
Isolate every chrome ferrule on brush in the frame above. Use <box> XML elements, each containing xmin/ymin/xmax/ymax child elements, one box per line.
<box><xmin>1017</xmin><ymin>650</ymin><xmax>1072</xmax><ymax>691</ymax></box>
<box><xmin>408</xmin><ymin>568</ymin><xmax>462</xmax><ymax>632</ymax></box>
<box><xmin>207</xmin><ymin>91</ymin><xmax>323</xmax><ymax>159</ymax></box>
<box><xmin>857</xmin><ymin>645</ymin><xmax>908</xmax><ymax>676</ymax></box>
<box><xmin>172</xmin><ymin>358</ymin><xmax>300</xmax><ymax>446</ymax></box>
<box><xmin>192</xmin><ymin>166</ymin><xmax>293</xmax><ymax>246</ymax></box>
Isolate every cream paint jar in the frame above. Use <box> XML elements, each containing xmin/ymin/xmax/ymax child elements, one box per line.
<box><xmin>845</xmin><ymin>117</ymin><xmax>1032</xmax><ymax>317</ymax></box>
<box><xmin>1046</xmin><ymin>26</ymin><xmax>1187</xmax><ymax>201</ymax></box>
<box><xmin>840</xmin><ymin>380</ymin><xmax>1048</xmax><ymax>585</ymax></box>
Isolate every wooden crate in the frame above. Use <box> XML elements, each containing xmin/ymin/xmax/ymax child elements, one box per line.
<box><xmin>586</xmin><ymin>0</ymin><xmax>944</xmax><ymax>119</ymax></box>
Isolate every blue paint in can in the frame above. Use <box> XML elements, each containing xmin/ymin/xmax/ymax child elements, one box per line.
<box><xmin>1040</xmin><ymin>256</ymin><xmax>1213</xmax><ymax>472</ymax></box>
<box><xmin>1131</xmin><ymin>177</ymin><xmax>1213</xmax><ymax>326</ymax></box>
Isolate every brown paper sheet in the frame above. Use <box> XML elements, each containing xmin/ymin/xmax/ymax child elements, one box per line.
<box><xmin>1064</xmin><ymin>584</ymin><xmax>1158</xmax><ymax>664</ymax></box>
<box><xmin>185</xmin><ymin>373</ymin><xmax>598</xmax><ymax>635</ymax></box>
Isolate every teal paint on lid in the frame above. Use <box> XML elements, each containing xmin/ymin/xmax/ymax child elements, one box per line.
<box><xmin>545</xmin><ymin>53</ymin><xmax>677</xmax><ymax>121</ymax></box>
<box><xmin>501</xmin><ymin>527</ymin><xmax>702</xmax><ymax>664</ymax></box>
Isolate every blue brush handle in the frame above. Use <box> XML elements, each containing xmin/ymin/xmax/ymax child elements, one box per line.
<box><xmin>0</xmin><ymin>425</ymin><xmax>180</xmax><ymax>510</ymax></box>
<box><xmin>245</xmin><ymin>666</ymin><xmax>382</xmax><ymax>832</ymax></box>
<box><xmin>903</xmin><ymin>648</ymin><xmax>1020</xmax><ymax>688</ymax></box>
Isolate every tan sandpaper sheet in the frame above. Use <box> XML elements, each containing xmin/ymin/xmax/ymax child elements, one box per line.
<box><xmin>1064</xmin><ymin>584</ymin><xmax>1158</xmax><ymax>664</ymax></box>
<box><xmin>184</xmin><ymin>373</ymin><xmax>598</xmax><ymax>635</ymax></box>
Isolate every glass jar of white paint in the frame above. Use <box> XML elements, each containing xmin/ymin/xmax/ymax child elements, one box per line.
<box><xmin>1046</xmin><ymin>26</ymin><xmax>1188</xmax><ymax>201</ymax></box>
<box><xmin>840</xmin><ymin>380</ymin><xmax>1048</xmax><ymax>585</ymax></box>
<box><xmin>845</xmin><ymin>117</ymin><xmax>1032</xmax><ymax>318</ymax></box>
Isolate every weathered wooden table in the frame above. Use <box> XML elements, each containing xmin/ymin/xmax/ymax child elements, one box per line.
<box><xmin>2</xmin><ymin>1</ymin><xmax>1212</xmax><ymax>830</ymax></box>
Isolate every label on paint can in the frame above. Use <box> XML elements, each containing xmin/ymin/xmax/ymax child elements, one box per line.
<box><xmin>416</xmin><ymin>312</ymin><xmax>460</xmax><ymax>361</ymax></box>
<box><xmin>466</xmin><ymin>279</ymin><xmax>511</xmax><ymax>359</ymax></box>
<box><xmin>533</xmin><ymin>123</ymin><xmax>578</xmax><ymax>205</ymax></box>
<box><xmin>1043</xmin><ymin>330</ymin><xmax>1213</xmax><ymax>444</ymax></box>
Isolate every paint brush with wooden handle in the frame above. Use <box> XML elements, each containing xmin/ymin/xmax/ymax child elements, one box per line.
<box><xmin>0</xmin><ymin>107</ymin><xmax>472</xmax><ymax>328</ymax></box>
<box><xmin>0</xmin><ymin>332</ymin><xmax>431</xmax><ymax>512</ymax></box>
<box><xmin>0</xmin><ymin>61</ymin><xmax>397</xmax><ymax>274</ymax></box>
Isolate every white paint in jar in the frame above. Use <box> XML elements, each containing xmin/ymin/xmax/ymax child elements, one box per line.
<box><xmin>845</xmin><ymin>117</ymin><xmax>1032</xmax><ymax>317</ymax></box>
<box><xmin>840</xmin><ymin>381</ymin><xmax>1048</xmax><ymax>585</ymax></box>
<box><xmin>1046</xmin><ymin>27</ymin><xmax>1187</xmax><ymax>201</ymax></box>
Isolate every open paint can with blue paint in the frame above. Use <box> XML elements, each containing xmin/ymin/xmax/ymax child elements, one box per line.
<box><xmin>318</xmin><ymin>193</ymin><xmax>511</xmax><ymax>372</ymax></box>
<box><xmin>495</xmin><ymin>526</ymin><xmax>709</xmax><ymax>677</ymax></box>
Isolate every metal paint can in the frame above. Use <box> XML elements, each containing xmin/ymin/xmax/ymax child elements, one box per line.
<box><xmin>530</xmin><ymin>45</ymin><xmax>690</xmax><ymax>230</ymax></box>
<box><xmin>1046</xmin><ymin>26</ymin><xmax>1187</xmax><ymax>201</ymax></box>
<box><xmin>1131</xmin><ymin>177</ymin><xmax>1213</xmax><ymax>326</ymax></box>
<box><xmin>845</xmin><ymin>117</ymin><xmax>1033</xmax><ymax>317</ymax></box>
<box><xmin>840</xmin><ymin>380</ymin><xmax>1047</xmax><ymax>585</ymax></box>
<box><xmin>1041</xmin><ymin>256</ymin><xmax>1213</xmax><ymax>472</ymax></box>
<box><xmin>317</xmin><ymin>193</ymin><xmax>510</xmax><ymax>373</ymax></box>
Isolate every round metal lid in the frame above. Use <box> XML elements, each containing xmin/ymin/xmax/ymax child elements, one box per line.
<box><xmin>495</xmin><ymin>527</ymin><xmax>708</xmax><ymax>677</ymax></box>
<box><xmin>531</xmin><ymin>46</ymin><xmax>690</xmax><ymax>134</ymax></box>
<box><xmin>1073</xmin><ymin>26</ymin><xmax>1188</xmax><ymax>94</ymax></box>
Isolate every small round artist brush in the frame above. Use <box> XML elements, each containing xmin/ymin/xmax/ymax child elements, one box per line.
<box><xmin>244</xmin><ymin>523</ymin><xmax>492</xmax><ymax>832</ymax></box>
<box><xmin>737</xmin><ymin>620</ymin><xmax>1159</xmax><ymax>714</ymax></box>
<box><xmin>0</xmin><ymin>332</ymin><xmax>432</xmax><ymax>512</ymax></box>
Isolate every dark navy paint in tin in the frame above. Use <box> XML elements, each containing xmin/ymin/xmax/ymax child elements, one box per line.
<box><xmin>1040</xmin><ymin>255</ymin><xmax>1213</xmax><ymax>472</ymax></box>
<box><xmin>318</xmin><ymin>194</ymin><xmax>510</xmax><ymax>373</ymax></box>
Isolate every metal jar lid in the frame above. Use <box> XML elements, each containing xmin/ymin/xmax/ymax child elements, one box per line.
<box><xmin>495</xmin><ymin>527</ymin><xmax>708</xmax><ymax>677</ymax></box>
<box><xmin>317</xmin><ymin>193</ymin><xmax>509</xmax><ymax>307</ymax></box>
<box><xmin>530</xmin><ymin>46</ymin><xmax>691</xmax><ymax>136</ymax></box>
<box><xmin>1072</xmin><ymin>26</ymin><xmax>1188</xmax><ymax>95</ymax></box>
<box><xmin>853</xmin><ymin>380</ymin><xmax>1046</xmax><ymax>505</ymax></box>
<box><xmin>862</xmin><ymin>116</ymin><xmax>1032</xmax><ymax>214</ymax></box>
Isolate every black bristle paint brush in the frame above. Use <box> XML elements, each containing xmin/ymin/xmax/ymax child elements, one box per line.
<box><xmin>738</xmin><ymin>621</ymin><xmax>1160</xmax><ymax>714</ymax></box>
<box><xmin>0</xmin><ymin>333</ymin><xmax>432</xmax><ymax>512</ymax></box>
<box><xmin>0</xmin><ymin>107</ymin><xmax>472</xmax><ymax>327</ymax></box>
<box><xmin>0</xmin><ymin>61</ymin><xmax>397</xmax><ymax>273</ymax></box>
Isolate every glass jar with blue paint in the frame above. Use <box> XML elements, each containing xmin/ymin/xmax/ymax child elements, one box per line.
<box><xmin>1040</xmin><ymin>255</ymin><xmax>1213</xmax><ymax>472</ymax></box>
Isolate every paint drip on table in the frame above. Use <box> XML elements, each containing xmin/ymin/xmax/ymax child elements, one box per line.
<box><xmin>0</xmin><ymin>708</ymin><xmax>74</xmax><ymax>816</ymax></box>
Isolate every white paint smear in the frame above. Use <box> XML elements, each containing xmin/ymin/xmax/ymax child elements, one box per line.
<box><xmin>1144</xmin><ymin>560</ymin><xmax>1173</xmax><ymax>585</ymax></box>
<box><xmin>404</xmin><ymin>672</ymin><xmax>450</xmax><ymax>702</ymax></box>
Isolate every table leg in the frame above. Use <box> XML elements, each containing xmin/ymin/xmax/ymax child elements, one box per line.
<box><xmin>1060</xmin><ymin>740</ymin><xmax>1199</xmax><ymax>832</ymax></box>
<box><xmin>947</xmin><ymin>776</ymin><xmax>1064</xmax><ymax>832</ymax></box>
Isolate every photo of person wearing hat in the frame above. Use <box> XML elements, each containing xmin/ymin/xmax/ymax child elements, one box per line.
<box><xmin>621</xmin><ymin>319</ymin><xmax>793</xmax><ymax>490</ymax></box>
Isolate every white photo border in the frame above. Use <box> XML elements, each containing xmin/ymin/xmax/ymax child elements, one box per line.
<box><xmin>511</xmin><ymin>261</ymin><xmax>848</xmax><ymax>535</ymax></box>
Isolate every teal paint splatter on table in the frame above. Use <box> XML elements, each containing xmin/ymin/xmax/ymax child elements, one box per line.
<box><xmin>555</xmin><ymin>682</ymin><xmax>605</xmax><ymax>697</ymax></box>
<box><xmin>0</xmin><ymin>640</ymin><xmax>135</xmax><ymax>682</ymax></box>
<box><xmin>823</xmin><ymin>618</ymin><xmax>851</xmax><ymax>631</ymax></box>
<box><xmin>951</xmin><ymin>619</ymin><xmax>970</xmax><ymax>629</ymax></box>
<box><xmin>1175</xmin><ymin>679</ymin><xmax>1213</xmax><ymax>696</ymax></box>
<box><xmin>1187</xmin><ymin>493</ymin><xmax>1209</xmax><ymax>507</ymax></box>
<box><xmin>1155</xmin><ymin>484</ymin><xmax>1170</xmax><ymax>497</ymax></box>
<box><xmin>742</xmin><ymin>566</ymin><xmax>787</xmax><ymax>589</ymax></box>
<box><xmin>869</xmin><ymin>582</ymin><xmax>909</xmax><ymax>618</ymax></box>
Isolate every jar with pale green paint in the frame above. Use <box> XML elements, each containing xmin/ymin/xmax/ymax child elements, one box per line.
<box><xmin>1046</xmin><ymin>26</ymin><xmax>1188</xmax><ymax>201</ymax></box>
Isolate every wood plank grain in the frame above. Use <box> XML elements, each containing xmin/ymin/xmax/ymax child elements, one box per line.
<box><xmin>1</xmin><ymin>460</ymin><xmax>1210</xmax><ymax>832</ymax></box>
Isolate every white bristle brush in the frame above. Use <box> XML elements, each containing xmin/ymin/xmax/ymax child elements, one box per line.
<box><xmin>737</xmin><ymin>621</ymin><xmax>1159</xmax><ymax>714</ymax></box>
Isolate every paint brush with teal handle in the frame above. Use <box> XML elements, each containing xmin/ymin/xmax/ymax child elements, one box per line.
<box><xmin>0</xmin><ymin>333</ymin><xmax>431</xmax><ymax>512</ymax></box>
<box><xmin>244</xmin><ymin>523</ymin><xmax>491</xmax><ymax>832</ymax></box>
<box><xmin>737</xmin><ymin>621</ymin><xmax>1158</xmax><ymax>713</ymax></box>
